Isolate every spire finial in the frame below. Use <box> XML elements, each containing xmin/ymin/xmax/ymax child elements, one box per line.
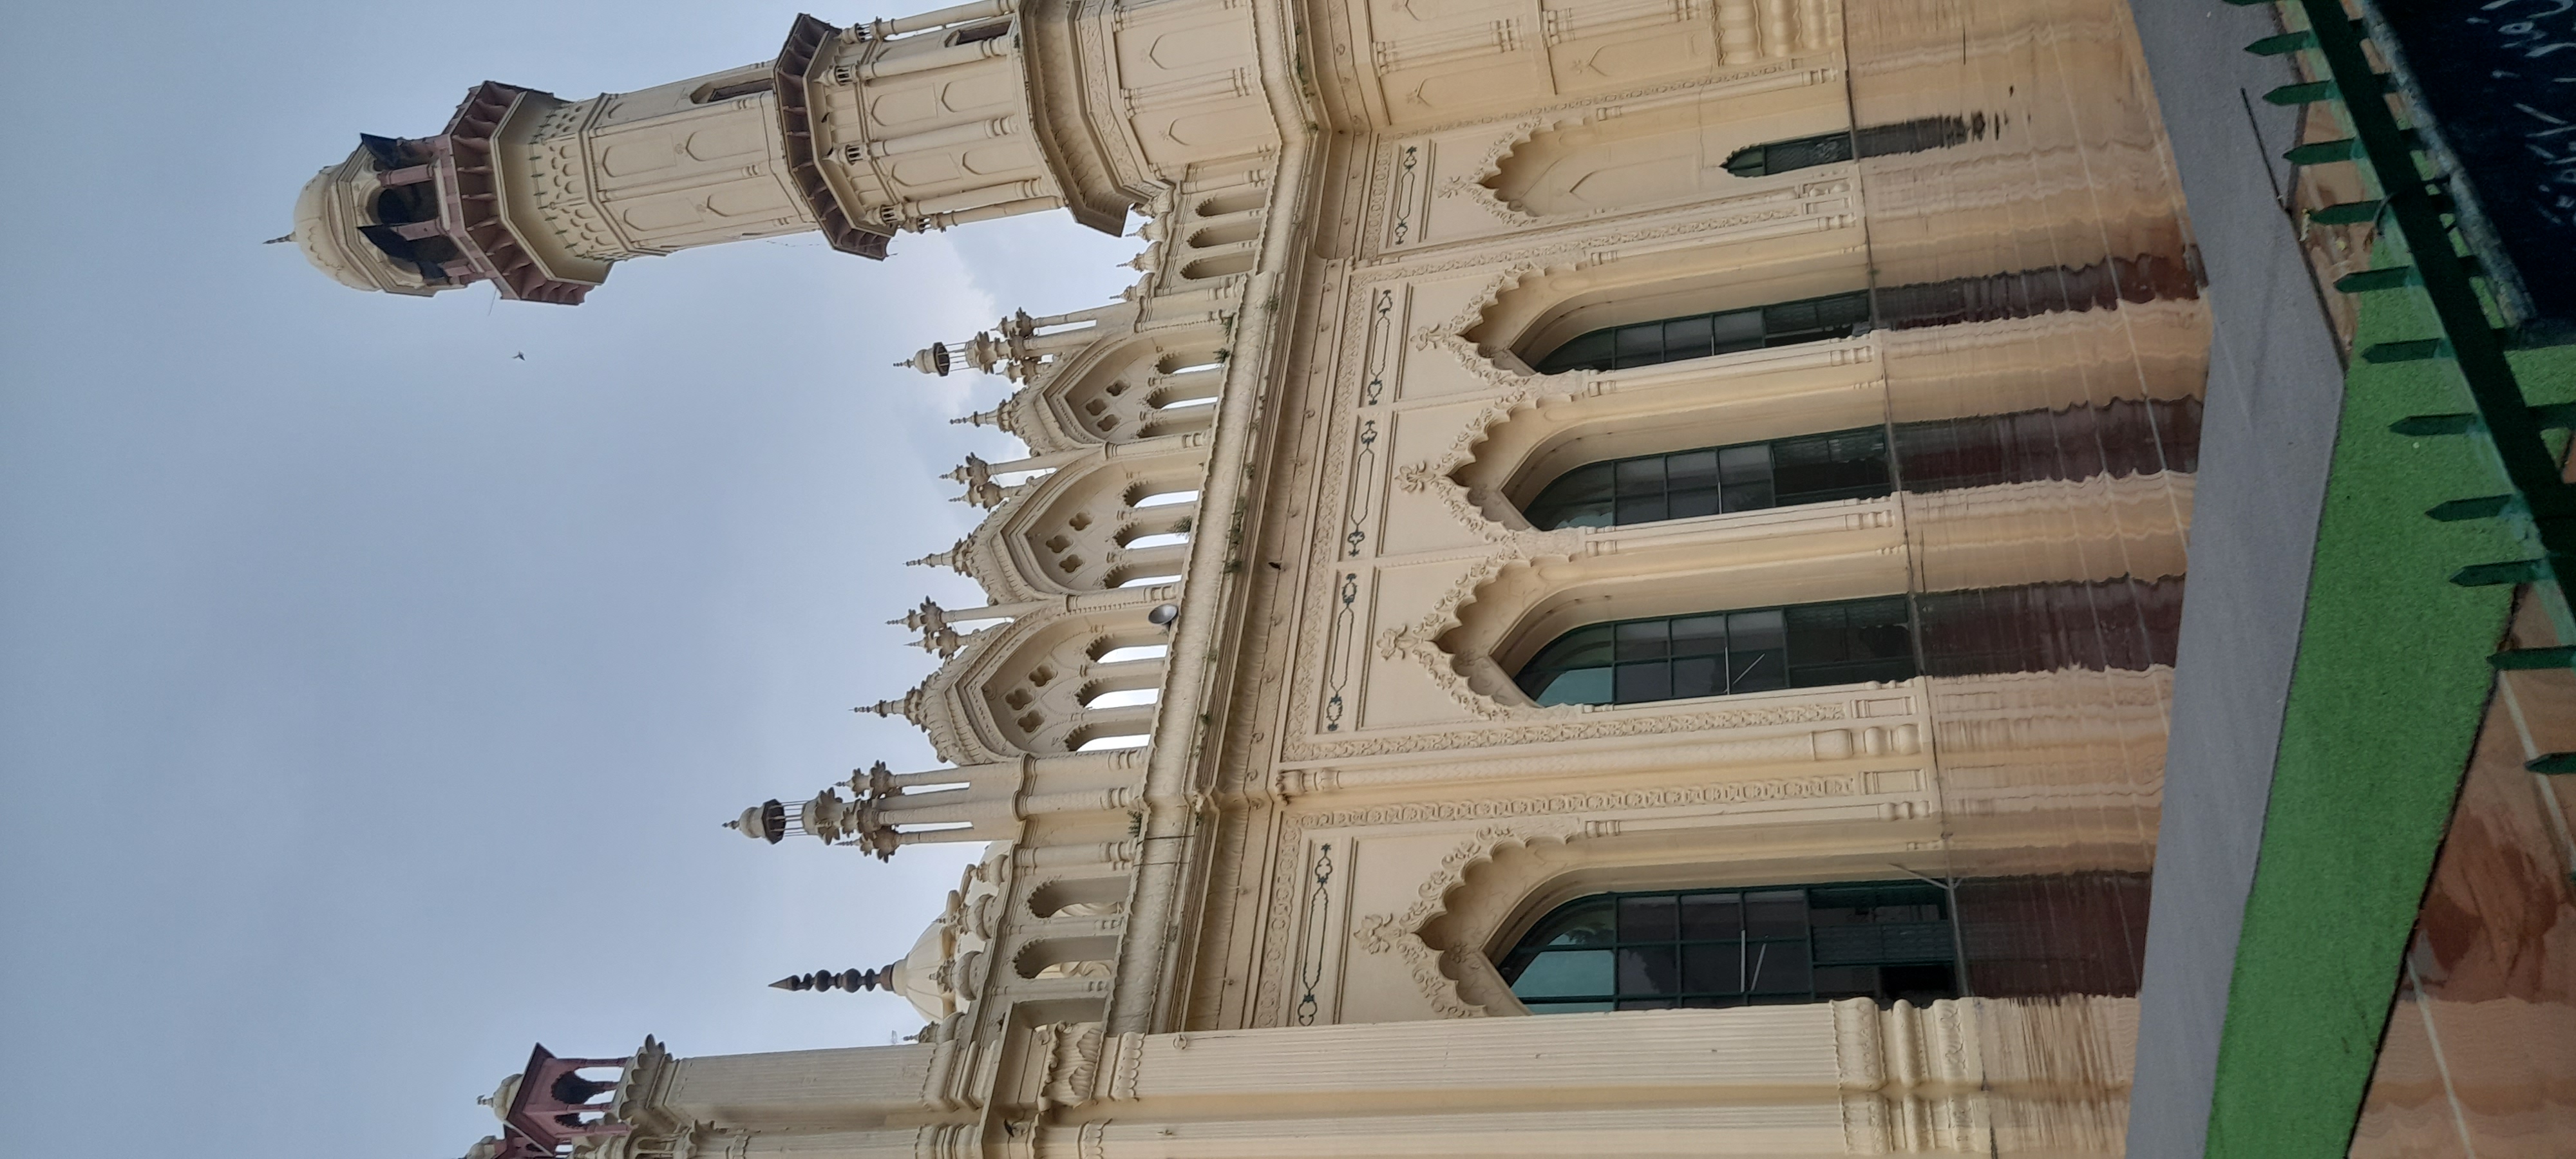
<box><xmin>903</xmin><ymin>341</ymin><xmax>953</xmax><ymax>377</ymax></box>
<box><xmin>853</xmin><ymin>688</ymin><xmax>922</xmax><ymax>721</ymax></box>
<box><xmin>769</xmin><ymin>966</ymin><xmax>893</xmax><ymax>993</ymax></box>
<box><xmin>905</xmin><ymin>538</ymin><xmax>973</xmax><ymax>574</ymax></box>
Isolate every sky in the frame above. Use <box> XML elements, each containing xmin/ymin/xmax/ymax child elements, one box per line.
<box><xmin>0</xmin><ymin>3</ymin><xmax>1141</xmax><ymax>1154</ymax></box>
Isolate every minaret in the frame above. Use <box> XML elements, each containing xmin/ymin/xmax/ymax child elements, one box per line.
<box><xmin>287</xmin><ymin>2</ymin><xmax>1125</xmax><ymax>303</ymax></box>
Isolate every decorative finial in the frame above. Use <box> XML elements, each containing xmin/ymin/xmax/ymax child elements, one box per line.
<box><xmin>904</xmin><ymin>341</ymin><xmax>953</xmax><ymax>377</ymax></box>
<box><xmin>905</xmin><ymin>538</ymin><xmax>973</xmax><ymax>574</ymax></box>
<box><xmin>725</xmin><ymin>800</ymin><xmax>788</xmax><ymax>843</ymax></box>
<box><xmin>890</xmin><ymin>598</ymin><xmax>948</xmax><ymax>632</ymax></box>
<box><xmin>769</xmin><ymin>966</ymin><xmax>891</xmax><ymax>993</ymax></box>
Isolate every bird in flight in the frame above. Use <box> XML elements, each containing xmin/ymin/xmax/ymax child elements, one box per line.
<box><xmin>512</xmin><ymin>352</ymin><xmax>526</xmax><ymax>361</ymax></box>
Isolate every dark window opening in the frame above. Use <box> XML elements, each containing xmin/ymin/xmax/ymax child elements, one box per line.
<box><xmin>356</xmin><ymin>225</ymin><xmax>461</xmax><ymax>283</ymax></box>
<box><xmin>1514</xmin><ymin>596</ymin><xmax>1915</xmax><ymax>707</ymax></box>
<box><xmin>1533</xmin><ymin>290</ymin><xmax>1873</xmax><ymax>374</ymax></box>
<box><xmin>1722</xmin><ymin>115</ymin><xmax>1980</xmax><ymax>178</ymax></box>
<box><xmin>949</xmin><ymin>20</ymin><xmax>1011</xmax><ymax>44</ymax></box>
<box><xmin>1499</xmin><ymin>882</ymin><xmax>1962</xmax><ymax>1012</ymax></box>
<box><xmin>372</xmin><ymin>184</ymin><xmax>439</xmax><ymax>227</ymax></box>
<box><xmin>1511</xmin><ymin>575</ymin><xmax>2184</xmax><ymax>708</ymax></box>
<box><xmin>357</xmin><ymin>133</ymin><xmax>426</xmax><ymax>171</ymax></box>
<box><xmin>1523</xmin><ymin>427</ymin><xmax>1891</xmax><ymax>530</ymax></box>
<box><xmin>1531</xmin><ymin>256</ymin><xmax>2199</xmax><ymax>377</ymax></box>
<box><xmin>692</xmin><ymin>77</ymin><xmax>778</xmax><ymax>104</ymax></box>
<box><xmin>1516</xmin><ymin>396</ymin><xmax>2202</xmax><ymax>531</ymax></box>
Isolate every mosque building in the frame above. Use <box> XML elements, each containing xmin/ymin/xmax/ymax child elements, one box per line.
<box><xmin>287</xmin><ymin>0</ymin><xmax>2576</xmax><ymax>1153</ymax></box>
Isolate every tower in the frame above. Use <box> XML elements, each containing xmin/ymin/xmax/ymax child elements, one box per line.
<box><xmin>289</xmin><ymin>1</ymin><xmax>1272</xmax><ymax>303</ymax></box>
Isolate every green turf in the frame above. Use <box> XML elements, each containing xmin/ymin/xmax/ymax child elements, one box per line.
<box><xmin>2202</xmin><ymin>291</ymin><xmax>2576</xmax><ymax>1157</ymax></box>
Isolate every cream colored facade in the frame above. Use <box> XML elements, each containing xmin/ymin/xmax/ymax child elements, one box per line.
<box><xmin>296</xmin><ymin>0</ymin><xmax>2207</xmax><ymax>1154</ymax></box>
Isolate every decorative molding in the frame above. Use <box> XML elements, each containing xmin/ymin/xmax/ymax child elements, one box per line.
<box><xmin>1034</xmin><ymin>1021</ymin><xmax>1106</xmax><ymax>1111</ymax></box>
<box><xmin>1341</xmin><ymin>417</ymin><xmax>1381</xmax><ymax>558</ymax></box>
<box><xmin>1355</xmin><ymin>60</ymin><xmax>1824</xmax><ymax>258</ymax></box>
<box><xmin>1293</xmin><ymin>842</ymin><xmax>1337</xmax><ymax>1025</ymax></box>
<box><xmin>1306</xmin><ymin>770</ymin><xmax>1862</xmax><ymax>831</ymax></box>
<box><xmin>1370</xmin><ymin>549</ymin><xmax>1548</xmax><ymax>721</ymax></box>
<box><xmin>1350</xmin><ymin>822</ymin><xmax>1584</xmax><ymax>1018</ymax></box>
<box><xmin>1281</xmin><ymin>695</ymin><xmax>1846</xmax><ymax>762</ymax></box>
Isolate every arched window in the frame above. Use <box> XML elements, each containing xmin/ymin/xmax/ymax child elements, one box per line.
<box><xmin>1515</xmin><ymin>597</ymin><xmax>1914</xmax><ymax>707</ymax></box>
<box><xmin>1516</xmin><ymin>399</ymin><xmax>2203</xmax><ymax>532</ymax></box>
<box><xmin>1522</xmin><ymin>426</ymin><xmax>1893</xmax><ymax>529</ymax></box>
<box><xmin>1499</xmin><ymin>881</ymin><xmax>1962</xmax><ymax>1012</ymax></box>
<box><xmin>1532</xmin><ymin>290</ymin><xmax>1871</xmax><ymax>373</ymax></box>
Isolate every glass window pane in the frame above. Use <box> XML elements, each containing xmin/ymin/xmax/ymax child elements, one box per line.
<box><xmin>1662</xmin><ymin>315</ymin><xmax>1716</xmax><ymax>362</ymax></box>
<box><xmin>1614</xmin><ymin>456</ymin><xmax>1665</xmax><ymax>494</ymax></box>
<box><xmin>1669</xmin><ymin>615</ymin><xmax>1727</xmax><ymax>655</ymax></box>
<box><xmin>1618</xmin><ymin>945</ymin><xmax>1679</xmax><ymax>996</ymax></box>
<box><xmin>1618</xmin><ymin>894</ymin><xmax>1678</xmax><ymax>941</ymax></box>
<box><xmin>1786</xmin><ymin>604</ymin><xmax>1852</xmax><ymax>665</ymax></box>
<box><xmin>1764</xmin><ymin>299</ymin><xmax>1820</xmax><ymax>335</ymax></box>
<box><xmin>1669</xmin><ymin>655</ymin><xmax>1719</xmax><ymax>699</ymax></box>
<box><xmin>1680</xmin><ymin>893</ymin><xmax>1741</xmax><ymax>941</ymax></box>
<box><xmin>1718</xmin><ymin>444</ymin><xmax>1773</xmax><ymax>484</ymax></box>
<box><xmin>1511</xmin><ymin>950</ymin><xmax>1614</xmax><ymax>999</ymax></box>
<box><xmin>1613</xmin><ymin>324</ymin><xmax>1663</xmax><ymax>368</ymax></box>
<box><xmin>1531</xmin><ymin>624</ymin><xmax>1617</xmax><ymax>671</ymax></box>
<box><xmin>1613</xmin><ymin>495</ymin><xmax>1668</xmax><ymax>525</ymax></box>
<box><xmin>1709</xmin><ymin>308</ymin><xmax>1765</xmax><ymax>353</ymax></box>
<box><xmin>1614</xmin><ymin>619</ymin><xmax>1670</xmax><ymax>661</ymax></box>
<box><xmin>1817</xmin><ymin>291</ymin><xmax>1873</xmax><ymax>328</ymax></box>
<box><xmin>1853</xmin><ymin>619</ymin><xmax>1915</xmax><ymax>661</ymax></box>
<box><xmin>1667</xmin><ymin>487</ymin><xmax>1721</xmax><ymax>520</ymax></box>
<box><xmin>1682</xmin><ymin>943</ymin><xmax>1743</xmax><ymax>995</ymax></box>
<box><xmin>1542</xmin><ymin>498</ymin><xmax>1616</xmax><ymax>529</ymax></box>
<box><xmin>1812</xmin><ymin>923</ymin><xmax>1886</xmax><ymax>965</ymax></box>
<box><xmin>1614</xmin><ymin>661</ymin><xmax>1672</xmax><ymax>704</ymax></box>
<box><xmin>1746</xmin><ymin>939</ymin><xmax>1812</xmax><ymax>994</ymax></box>
<box><xmin>1727</xmin><ymin>610</ymin><xmax>1786</xmax><ymax>652</ymax></box>
<box><xmin>1540</xmin><ymin>332</ymin><xmax>1615</xmax><ymax>374</ymax></box>
<box><xmin>1527</xmin><ymin>896</ymin><xmax>1617</xmax><ymax>947</ymax></box>
<box><xmin>1616</xmin><ymin>997</ymin><xmax>1676</xmax><ymax>1011</ymax></box>
<box><xmin>1665</xmin><ymin>449</ymin><xmax>1720</xmax><ymax>488</ymax></box>
<box><xmin>1531</xmin><ymin>666</ymin><xmax>1613</xmax><ymax>706</ymax></box>
<box><xmin>1808</xmin><ymin>887</ymin><xmax>1877</xmax><ymax>923</ymax></box>
<box><xmin>1812</xmin><ymin>965</ymin><xmax>1880</xmax><ymax>1000</ymax></box>
<box><xmin>1721</xmin><ymin>481</ymin><xmax>1776</xmax><ymax>513</ymax></box>
<box><xmin>1526</xmin><ymin>464</ymin><xmax>1617</xmax><ymax>530</ymax></box>
<box><xmin>1745</xmin><ymin>890</ymin><xmax>1808</xmax><ymax>938</ymax></box>
<box><xmin>1728</xmin><ymin>648</ymin><xmax>1787</xmax><ymax>693</ymax></box>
